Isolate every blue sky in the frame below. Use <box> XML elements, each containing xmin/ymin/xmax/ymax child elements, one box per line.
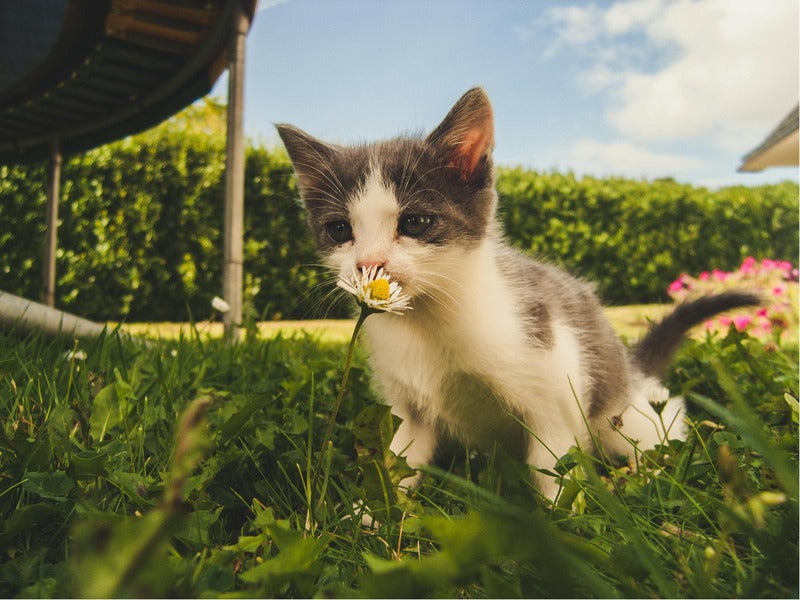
<box><xmin>210</xmin><ymin>0</ymin><xmax>799</xmax><ymax>188</ymax></box>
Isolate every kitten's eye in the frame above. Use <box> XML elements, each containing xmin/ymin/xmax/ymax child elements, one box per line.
<box><xmin>399</xmin><ymin>214</ymin><xmax>433</xmax><ymax>238</ymax></box>
<box><xmin>325</xmin><ymin>220</ymin><xmax>353</xmax><ymax>244</ymax></box>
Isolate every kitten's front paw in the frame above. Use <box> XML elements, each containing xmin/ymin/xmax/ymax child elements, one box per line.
<box><xmin>533</xmin><ymin>470</ymin><xmax>564</xmax><ymax>505</ymax></box>
<box><xmin>352</xmin><ymin>471</ymin><xmax>423</xmax><ymax>531</ymax></box>
<box><xmin>352</xmin><ymin>500</ymin><xmax>380</xmax><ymax>530</ymax></box>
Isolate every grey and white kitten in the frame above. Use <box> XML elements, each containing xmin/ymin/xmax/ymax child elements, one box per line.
<box><xmin>277</xmin><ymin>88</ymin><xmax>757</xmax><ymax>498</ymax></box>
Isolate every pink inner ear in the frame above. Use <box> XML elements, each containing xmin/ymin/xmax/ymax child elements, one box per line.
<box><xmin>450</xmin><ymin>121</ymin><xmax>494</xmax><ymax>181</ymax></box>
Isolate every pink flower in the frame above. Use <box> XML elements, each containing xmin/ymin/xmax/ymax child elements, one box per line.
<box><xmin>668</xmin><ymin>277</ymin><xmax>686</xmax><ymax>293</ymax></box>
<box><xmin>666</xmin><ymin>259</ymin><xmax>796</xmax><ymax>341</ymax></box>
<box><xmin>741</xmin><ymin>256</ymin><xmax>757</xmax><ymax>273</ymax></box>
<box><xmin>733</xmin><ymin>315</ymin><xmax>752</xmax><ymax>331</ymax></box>
<box><xmin>712</xmin><ymin>269</ymin><xmax>729</xmax><ymax>281</ymax></box>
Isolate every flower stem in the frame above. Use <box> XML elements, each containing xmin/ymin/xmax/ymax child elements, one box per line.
<box><xmin>317</xmin><ymin>306</ymin><xmax>371</xmax><ymax>463</ymax></box>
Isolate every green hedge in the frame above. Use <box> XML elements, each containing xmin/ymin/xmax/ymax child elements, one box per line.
<box><xmin>498</xmin><ymin>170</ymin><xmax>798</xmax><ymax>304</ymax></box>
<box><xmin>1</xmin><ymin>103</ymin><xmax>797</xmax><ymax>321</ymax></box>
<box><xmin>0</xmin><ymin>102</ymin><xmax>332</xmax><ymax>322</ymax></box>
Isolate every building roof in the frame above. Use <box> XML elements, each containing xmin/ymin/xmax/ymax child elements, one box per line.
<box><xmin>0</xmin><ymin>0</ymin><xmax>256</xmax><ymax>164</ymax></box>
<box><xmin>739</xmin><ymin>104</ymin><xmax>799</xmax><ymax>172</ymax></box>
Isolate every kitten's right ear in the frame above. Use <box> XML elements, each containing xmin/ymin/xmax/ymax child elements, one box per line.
<box><xmin>275</xmin><ymin>124</ymin><xmax>336</xmax><ymax>199</ymax></box>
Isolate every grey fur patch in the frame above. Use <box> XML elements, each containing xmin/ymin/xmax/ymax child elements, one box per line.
<box><xmin>277</xmin><ymin>130</ymin><xmax>497</xmax><ymax>251</ymax></box>
<box><xmin>376</xmin><ymin>138</ymin><xmax>495</xmax><ymax>247</ymax></box>
<box><xmin>276</xmin><ymin>87</ymin><xmax>497</xmax><ymax>254</ymax></box>
<box><xmin>495</xmin><ymin>246</ymin><xmax>631</xmax><ymax>416</ymax></box>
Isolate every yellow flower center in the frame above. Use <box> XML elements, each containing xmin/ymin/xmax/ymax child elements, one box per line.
<box><xmin>368</xmin><ymin>278</ymin><xmax>390</xmax><ymax>301</ymax></box>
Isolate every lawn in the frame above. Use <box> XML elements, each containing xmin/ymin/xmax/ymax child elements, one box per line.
<box><xmin>115</xmin><ymin>304</ymin><xmax>683</xmax><ymax>343</ymax></box>
<box><xmin>0</xmin><ymin>310</ymin><xmax>797</xmax><ymax>597</ymax></box>
<box><xmin>118</xmin><ymin>318</ymin><xmax>360</xmax><ymax>344</ymax></box>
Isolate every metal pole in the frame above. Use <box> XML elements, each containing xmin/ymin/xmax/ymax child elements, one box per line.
<box><xmin>222</xmin><ymin>2</ymin><xmax>249</xmax><ymax>343</ymax></box>
<box><xmin>0</xmin><ymin>290</ymin><xmax>105</xmax><ymax>340</ymax></box>
<box><xmin>43</xmin><ymin>138</ymin><xmax>61</xmax><ymax>307</ymax></box>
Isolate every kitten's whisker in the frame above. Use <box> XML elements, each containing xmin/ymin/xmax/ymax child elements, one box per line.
<box><xmin>414</xmin><ymin>262</ymin><xmax>468</xmax><ymax>290</ymax></box>
<box><xmin>399</xmin><ymin>162</ymin><xmax>457</xmax><ymax>203</ymax></box>
<box><xmin>295</xmin><ymin>156</ymin><xmax>347</xmax><ymax>200</ymax></box>
<box><xmin>397</xmin><ymin>144</ymin><xmax>429</xmax><ymax>200</ymax></box>
<box><xmin>292</xmin><ymin>159</ymin><xmax>349</xmax><ymax>201</ymax></box>
<box><xmin>415</xmin><ymin>287</ymin><xmax>460</xmax><ymax>315</ymax></box>
<box><xmin>295</xmin><ymin>281</ymin><xmax>351</xmax><ymax>320</ymax></box>
<box><xmin>411</xmin><ymin>275</ymin><xmax>463</xmax><ymax>313</ymax></box>
<box><xmin>412</xmin><ymin>268</ymin><xmax>469</xmax><ymax>311</ymax></box>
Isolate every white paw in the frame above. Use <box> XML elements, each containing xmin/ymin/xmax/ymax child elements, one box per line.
<box><xmin>352</xmin><ymin>500</ymin><xmax>381</xmax><ymax>530</ymax></box>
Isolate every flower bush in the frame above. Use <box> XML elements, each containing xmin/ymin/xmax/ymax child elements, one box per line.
<box><xmin>668</xmin><ymin>257</ymin><xmax>799</xmax><ymax>342</ymax></box>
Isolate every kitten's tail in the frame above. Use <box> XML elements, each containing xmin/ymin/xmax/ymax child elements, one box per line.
<box><xmin>633</xmin><ymin>291</ymin><xmax>761</xmax><ymax>377</ymax></box>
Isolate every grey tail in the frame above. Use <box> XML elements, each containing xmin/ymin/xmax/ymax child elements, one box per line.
<box><xmin>634</xmin><ymin>291</ymin><xmax>761</xmax><ymax>377</ymax></box>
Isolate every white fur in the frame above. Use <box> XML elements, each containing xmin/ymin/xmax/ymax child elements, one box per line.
<box><xmin>335</xmin><ymin>169</ymin><xmax>685</xmax><ymax>499</ymax></box>
<box><xmin>362</xmin><ymin>236</ymin><xmax>607</xmax><ymax>497</ymax></box>
<box><xmin>597</xmin><ymin>375</ymin><xmax>687</xmax><ymax>459</ymax></box>
<box><xmin>348</xmin><ymin>169</ymin><xmax>398</xmax><ymax>265</ymax></box>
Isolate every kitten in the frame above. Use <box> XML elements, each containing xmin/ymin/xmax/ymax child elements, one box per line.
<box><xmin>277</xmin><ymin>88</ymin><xmax>758</xmax><ymax>498</ymax></box>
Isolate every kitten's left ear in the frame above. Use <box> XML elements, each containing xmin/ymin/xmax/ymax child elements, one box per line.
<box><xmin>427</xmin><ymin>87</ymin><xmax>495</xmax><ymax>181</ymax></box>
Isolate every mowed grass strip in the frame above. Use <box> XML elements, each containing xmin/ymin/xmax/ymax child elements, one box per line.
<box><xmin>118</xmin><ymin>303</ymin><xmax>767</xmax><ymax>344</ymax></box>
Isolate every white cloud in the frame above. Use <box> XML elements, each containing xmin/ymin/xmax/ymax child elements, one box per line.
<box><xmin>256</xmin><ymin>0</ymin><xmax>289</xmax><ymax>12</ymax></box>
<box><xmin>547</xmin><ymin>4</ymin><xmax>604</xmax><ymax>45</ymax></box>
<box><xmin>533</xmin><ymin>4</ymin><xmax>604</xmax><ymax>55</ymax></box>
<box><xmin>603</xmin><ymin>0</ymin><xmax>665</xmax><ymax>36</ymax></box>
<box><xmin>608</xmin><ymin>0</ymin><xmax>798</xmax><ymax>149</ymax></box>
<box><xmin>581</xmin><ymin>63</ymin><xmax>625</xmax><ymax>92</ymax></box>
<box><xmin>541</xmin><ymin>0</ymin><xmax>799</xmax><ymax>151</ymax></box>
<box><xmin>563</xmin><ymin>137</ymin><xmax>704</xmax><ymax>179</ymax></box>
<box><xmin>539</xmin><ymin>0</ymin><xmax>666</xmax><ymax>48</ymax></box>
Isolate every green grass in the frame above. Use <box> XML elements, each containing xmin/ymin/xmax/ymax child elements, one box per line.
<box><xmin>0</xmin><ymin>319</ymin><xmax>796</xmax><ymax>597</ymax></box>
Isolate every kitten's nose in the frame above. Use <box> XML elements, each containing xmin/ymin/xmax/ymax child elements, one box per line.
<box><xmin>356</xmin><ymin>259</ymin><xmax>385</xmax><ymax>271</ymax></box>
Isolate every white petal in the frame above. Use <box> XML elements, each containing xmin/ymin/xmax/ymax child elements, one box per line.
<box><xmin>211</xmin><ymin>296</ymin><xmax>231</xmax><ymax>313</ymax></box>
<box><xmin>335</xmin><ymin>265</ymin><xmax>412</xmax><ymax>314</ymax></box>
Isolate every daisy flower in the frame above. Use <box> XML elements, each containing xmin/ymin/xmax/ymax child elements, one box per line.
<box><xmin>337</xmin><ymin>265</ymin><xmax>411</xmax><ymax>315</ymax></box>
<box><xmin>211</xmin><ymin>296</ymin><xmax>231</xmax><ymax>313</ymax></box>
<box><xmin>64</xmin><ymin>349</ymin><xmax>87</xmax><ymax>361</ymax></box>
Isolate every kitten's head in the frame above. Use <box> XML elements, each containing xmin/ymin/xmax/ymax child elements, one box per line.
<box><xmin>276</xmin><ymin>87</ymin><xmax>496</xmax><ymax>302</ymax></box>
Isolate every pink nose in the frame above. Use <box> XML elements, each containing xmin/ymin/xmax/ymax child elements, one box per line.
<box><xmin>356</xmin><ymin>259</ymin><xmax>385</xmax><ymax>271</ymax></box>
